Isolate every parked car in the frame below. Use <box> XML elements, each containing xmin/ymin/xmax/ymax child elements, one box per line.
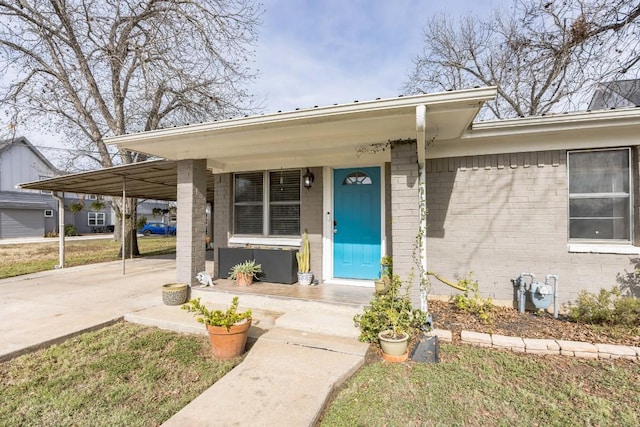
<box><xmin>139</xmin><ymin>222</ymin><xmax>176</xmax><ymax>236</ymax></box>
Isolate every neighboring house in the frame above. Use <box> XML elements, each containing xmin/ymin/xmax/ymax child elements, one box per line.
<box><xmin>588</xmin><ymin>79</ymin><xmax>640</xmax><ymax>110</ymax></box>
<box><xmin>0</xmin><ymin>136</ymin><xmax>115</xmax><ymax>237</ymax></box>
<box><xmin>0</xmin><ymin>137</ymin><xmax>58</xmax><ymax>238</ymax></box>
<box><xmin>24</xmin><ymin>87</ymin><xmax>640</xmax><ymax>308</ymax></box>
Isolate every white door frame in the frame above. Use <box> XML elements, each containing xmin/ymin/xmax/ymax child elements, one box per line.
<box><xmin>321</xmin><ymin>165</ymin><xmax>387</xmax><ymax>286</ymax></box>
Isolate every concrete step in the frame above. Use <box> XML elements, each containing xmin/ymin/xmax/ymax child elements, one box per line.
<box><xmin>191</xmin><ymin>287</ymin><xmax>363</xmax><ymax>316</ymax></box>
<box><xmin>191</xmin><ymin>287</ymin><xmax>363</xmax><ymax>338</ymax></box>
<box><xmin>124</xmin><ymin>303</ymin><xmax>280</xmax><ymax>341</ymax></box>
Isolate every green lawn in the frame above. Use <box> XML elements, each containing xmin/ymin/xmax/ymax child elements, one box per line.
<box><xmin>320</xmin><ymin>344</ymin><xmax>640</xmax><ymax>426</ymax></box>
<box><xmin>0</xmin><ymin>322</ymin><xmax>239</xmax><ymax>427</ymax></box>
<box><xmin>0</xmin><ymin>236</ymin><xmax>176</xmax><ymax>279</ymax></box>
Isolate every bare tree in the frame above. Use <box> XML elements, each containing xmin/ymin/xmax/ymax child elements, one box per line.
<box><xmin>404</xmin><ymin>0</ymin><xmax>640</xmax><ymax>119</ymax></box>
<box><xmin>0</xmin><ymin>0</ymin><xmax>261</xmax><ymax>254</ymax></box>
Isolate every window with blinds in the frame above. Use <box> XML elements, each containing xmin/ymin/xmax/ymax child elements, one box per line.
<box><xmin>234</xmin><ymin>170</ymin><xmax>301</xmax><ymax>236</ymax></box>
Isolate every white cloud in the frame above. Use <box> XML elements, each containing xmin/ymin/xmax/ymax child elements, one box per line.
<box><xmin>251</xmin><ymin>0</ymin><xmax>505</xmax><ymax>112</ymax></box>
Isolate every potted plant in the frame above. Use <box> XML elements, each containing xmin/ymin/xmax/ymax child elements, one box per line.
<box><xmin>69</xmin><ymin>201</ymin><xmax>84</xmax><ymax>213</ymax></box>
<box><xmin>375</xmin><ymin>255</ymin><xmax>393</xmax><ymax>294</ymax></box>
<box><xmin>161</xmin><ymin>283</ymin><xmax>189</xmax><ymax>305</ymax></box>
<box><xmin>182</xmin><ymin>296</ymin><xmax>252</xmax><ymax>359</ymax></box>
<box><xmin>378</xmin><ymin>300</ymin><xmax>411</xmax><ymax>361</ymax></box>
<box><xmin>354</xmin><ymin>273</ymin><xmax>427</xmax><ymax>362</ymax></box>
<box><xmin>296</xmin><ymin>231</ymin><xmax>313</xmax><ymax>285</ymax></box>
<box><xmin>228</xmin><ymin>260</ymin><xmax>262</xmax><ymax>286</ymax></box>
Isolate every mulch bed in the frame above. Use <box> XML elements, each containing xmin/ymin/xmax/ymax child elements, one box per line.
<box><xmin>428</xmin><ymin>300</ymin><xmax>640</xmax><ymax>347</ymax></box>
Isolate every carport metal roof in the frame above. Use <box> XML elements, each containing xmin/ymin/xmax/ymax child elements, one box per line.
<box><xmin>19</xmin><ymin>159</ymin><xmax>215</xmax><ymax>202</ymax></box>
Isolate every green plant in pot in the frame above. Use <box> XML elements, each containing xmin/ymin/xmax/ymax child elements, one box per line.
<box><xmin>296</xmin><ymin>231</ymin><xmax>313</xmax><ymax>285</ymax></box>
<box><xmin>375</xmin><ymin>255</ymin><xmax>393</xmax><ymax>294</ymax></box>
<box><xmin>228</xmin><ymin>260</ymin><xmax>262</xmax><ymax>286</ymax></box>
<box><xmin>182</xmin><ymin>296</ymin><xmax>252</xmax><ymax>359</ymax></box>
<box><xmin>354</xmin><ymin>273</ymin><xmax>426</xmax><ymax>362</ymax></box>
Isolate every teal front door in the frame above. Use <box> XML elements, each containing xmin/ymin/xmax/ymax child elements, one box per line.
<box><xmin>333</xmin><ymin>167</ymin><xmax>381</xmax><ymax>279</ymax></box>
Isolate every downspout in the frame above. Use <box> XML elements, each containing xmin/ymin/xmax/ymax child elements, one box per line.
<box><xmin>122</xmin><ymin>177</ymin><xmax>126</xmax><ymax>275</ymax></box>
<box><xmin>52</xmin><ymin>192</ymin><xmax>65</xmax><ymax>269</ymax></box>
<box><xmin>416</xmin><ymin>105</ymin><xmax>428</xmax><ymax>313</ymax></box>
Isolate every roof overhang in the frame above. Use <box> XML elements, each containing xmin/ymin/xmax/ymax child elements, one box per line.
<box><xmin>19</xmin><ymin>159</ymin><xmax>215</xmax><ymax>202</ymax></box>
<box><xmin>107</xmin><ymin>87</ymin><xmax>497</xmax><ymax>172</ymax></box>
<box><xmin>426</xmin><ymin>107</ymin><xmax>640</xmax><ymax>159</ymax></box>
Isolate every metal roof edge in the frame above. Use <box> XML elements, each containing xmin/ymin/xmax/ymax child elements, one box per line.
<box><xmin>469</xmin><ymin>107</ymin><xmax>640</xmax><ymax>138</ymax></box>
<box><xmin>105</xmin><ymin>87</ymin><xmax>497</xmax><ymax>146</ymax></box>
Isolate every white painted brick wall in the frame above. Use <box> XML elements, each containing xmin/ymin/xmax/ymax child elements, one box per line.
<box><xmin>423</xmin><ymin>149</ymin><xmax>637</xmax><ymax>305</ymax></box>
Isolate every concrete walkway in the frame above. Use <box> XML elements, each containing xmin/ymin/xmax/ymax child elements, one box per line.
<box><xmin>0</xmin><ymin>259</ymin><xmax>368</xmax><ymax>425</ymax></box>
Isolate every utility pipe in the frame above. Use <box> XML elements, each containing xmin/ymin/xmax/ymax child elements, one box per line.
<box><xmin>52</xmin><ymin>192</ymin><xmax>65</xmax><ymax>269</ymax></box>
<box><xmin>546</xmin><ymin>274</ymin><xmax>559</xmax><ymax>319</ymax></box>
<box><xmin>122</xmin><ymin>177</ymin><xmax>126</xmax><ymax>275</ymax></box>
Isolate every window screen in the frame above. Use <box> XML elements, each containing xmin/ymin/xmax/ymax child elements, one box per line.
<box><xmin>568</xmin><ymin>149</ymin><xmax>631</xmax><ymax>240</ymax></box>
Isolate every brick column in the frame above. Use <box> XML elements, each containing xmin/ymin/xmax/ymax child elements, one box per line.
<box><xmin>390</xmin><ymin>142</ymin><xmax>421</xmax><ymax>306</ymax></box>
<box><xmin>177</xmin><ymin>159</ymin><xmax>207</xmax><ymax>286</ymax></box>
<box><xmin>212</xmin><ymin>173</ymin><xmax>232</xmax><ymax>278</ymax></box>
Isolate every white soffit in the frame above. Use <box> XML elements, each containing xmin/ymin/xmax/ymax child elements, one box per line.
<box><xmin>427</xmin><ymin>107</ymin><xmax>640</xmax><ymax>159</ymax></box>
<box><xmin>106</xmin><ymin>87</ymin><xmax>496</xmax><ymax>172</ymax></box>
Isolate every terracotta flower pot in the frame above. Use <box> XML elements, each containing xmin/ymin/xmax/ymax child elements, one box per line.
<box><xmin>236</xmin><ymin>272</ymin><xmax>253</xmax><ymax>286</ymax></box>
<box><xmin>206</xmin><ymin>319</ymin><xmax>252</xmax><ymax>359</ymax></box>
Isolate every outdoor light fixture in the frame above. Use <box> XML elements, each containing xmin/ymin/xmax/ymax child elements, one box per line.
<box><xmin>303</xmin><ymin>168</ymin><xmax>315</xmax><ymax>189</ymax></box>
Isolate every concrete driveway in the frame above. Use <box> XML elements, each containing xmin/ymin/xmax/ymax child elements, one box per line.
<box><xmin>0</xmin><ymin>257</ymin><xmax>175</xmax><ymax>360</ymax></box>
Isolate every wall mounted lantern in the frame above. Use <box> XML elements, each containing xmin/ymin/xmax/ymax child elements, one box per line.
<box><xmin>303</xmin><ymin>168</ymin><xmax>315</xmax><ymax>189</ymax></box>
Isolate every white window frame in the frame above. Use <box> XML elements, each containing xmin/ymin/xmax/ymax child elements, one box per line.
<box><xmin>232</xmin><ymin>170</ymin><xmax>301</xmax><ymax>237</ymax></box>
<box><xmin>88</xmin><ymin>211</ymin><xmax>106</xmax><ymax>226</ymax></box>
<box><xmin>567</xmin><ymin>148</ymin><xmax>633</xmax><ymax>243</ymax></box>
<box><xmin>44</xmin><ymin>209</ymin><xmax>53</xmax><ymax>217</ymax></box>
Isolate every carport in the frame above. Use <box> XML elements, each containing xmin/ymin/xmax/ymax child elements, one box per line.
<box><xmin>19</xmin><ymin>159</ymin><xmax>215</xmax><ymax>273</ymax></box>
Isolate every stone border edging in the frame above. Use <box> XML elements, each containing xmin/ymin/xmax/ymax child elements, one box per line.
<box><xmin>428</xmin><ymin>329</ymin><xmax>640</xmax><ymax>361</ymax></box>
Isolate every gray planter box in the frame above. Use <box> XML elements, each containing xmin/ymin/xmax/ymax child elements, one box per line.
<box><xmin>218</xmin><ymin>247</ymin><xmax>298</xmax><ymax>284</ymax></box>
<box><xmin>218</xmin><ymin>248</ymin><xmax>253</xmax><ymax>279</ymax></box>
<box><xmin>253</xmin><ymin>248</ymin><xmax>298</xmax><ymax>284</ymax></box>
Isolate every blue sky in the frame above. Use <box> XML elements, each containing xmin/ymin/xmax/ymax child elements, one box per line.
<box><xmin>250</xmin><ymin>0</ymin><xmax>505</xmax><ymax>113</ymax></box>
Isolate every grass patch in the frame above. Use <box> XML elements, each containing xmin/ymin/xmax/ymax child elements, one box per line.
<box><xmin>320</xmin><ymin>344</ymin><xmax>640</xmax><ymax>426</ymax></box>
<box><xmin>0</xmin><ymin>237</ymin><xmax>176</xmax><ymax>279</ymax></box>
<box><xmin>0</xmin><ymin>322</ymin><xmax>239</xmax><ymax>426</ymax></box>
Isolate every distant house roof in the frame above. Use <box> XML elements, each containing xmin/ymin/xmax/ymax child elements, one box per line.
<box><xmin>0</xmin><ymin>190</ymin><xmax>54</xmax><ymax>209</ymax></box>
<box><xmin>588</xmin><ymin>79</ymin><xmax>640</xmax><ymax>111</ymax></box>
<box><xmin>0</xmin><ymin>136</ymin><xmax>60</xmax><ymax>174</ymax></box>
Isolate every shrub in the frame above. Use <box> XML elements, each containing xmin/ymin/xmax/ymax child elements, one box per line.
<box><xmin>64</xmin><ymin>224</ymin><xmax>77</xmax><ymax>236</ymax></box>
<box><xmin>353</xmin><ymin>274</ymin><xmax>427</xmax><ymax>344</ymax></box>
<box><xmin>450</xmin><ymin>274</ymin><xmax>495</xmax><ymax>324</ymax></box>
<box><xmin>568</xmin><ymin>286</ymin><xmax>640</xmax><ymax>326</ymax></box>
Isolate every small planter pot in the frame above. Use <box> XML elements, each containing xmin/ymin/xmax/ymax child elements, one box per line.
<box><xmin>236</xmin><ymin>272</ymin><xmax>254</xmax><ymax>286</ymax></box>
<box><xmin>162</xmin><ymin>283</ymin><xmax>189</xmax><ymax>305</ymax></box>
<box><xmin>297</xmin><ymin>272</ymin><xmax>313</xmax><ymax>285</ymax></box>
<box><xmin>206</xmin><ymin>319</ymin><xmax>252</xmax><ymax>359</ymax></box>
<box><xmin>378</xmin><ymin>330</ymin><xmax>409</xmax><ymax>362</ymax></box>
<box><xmin>374</xmin><ymin>278</ymin><xmax>389</xmax><ymax>295</ymax></box>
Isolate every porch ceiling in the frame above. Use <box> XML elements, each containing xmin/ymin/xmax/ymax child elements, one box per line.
<box><xmin>107</xmin><ymin>88</ymin><xmax>497</xmax><ymax>172</ymax></box>
<box><xmin>19</xmin><ymin>159</ymin><xmax>215</xmax><ymax>202</ymax></box>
